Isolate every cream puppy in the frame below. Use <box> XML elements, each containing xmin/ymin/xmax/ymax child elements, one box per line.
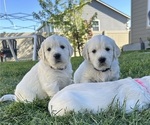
<box><xmin>49</xmin><ymin>76</ymin><xmax>150</xmax><ymax>116</ymax></box>
<box><xmin>0</xmin><ymin>34</ymin><xmax>73</xmax><ymax>102</ymax></box>
<box><xmin>74</xmin><ymin>35</ymin><xmax>120</xmax><ymax>83</ymax></box>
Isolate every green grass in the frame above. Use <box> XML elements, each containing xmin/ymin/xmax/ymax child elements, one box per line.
<box><xmin>0</xmin><ymin>51</ymin><xmax>150</xmax><ymax>125</ymax></box>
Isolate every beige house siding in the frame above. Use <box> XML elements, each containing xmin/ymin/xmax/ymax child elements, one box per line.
<box><xmin>102</xmin><ymin>31</ymin><xmax>130</xmax><ymax>48</ymax></box>
<box><xmin>131</xmin><ymin>0</ymin><xmax>150</xmax><ymax>43</ymax></box>
<box><xmin>92</xmin><ymin>30</ymin><xmax>129</xmax><ymax>48</ymax></box>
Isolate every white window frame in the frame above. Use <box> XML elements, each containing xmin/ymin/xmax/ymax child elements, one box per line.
<box><xmin>147</xmin><ymin>0</ymin><xmax>150</xmax><ymax>28</ymax></box>
<box><xmin>92</xmin><ymin>19</ymin><xmax>100</xmax><ymax>31</ymax></box>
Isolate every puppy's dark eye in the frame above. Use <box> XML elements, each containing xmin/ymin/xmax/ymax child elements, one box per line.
<box><xmin>47</xmin><ymin>48</ymin><xmax>51</xmax><ymax>51</ymax></box>
<box><xmin>92</xmin><ymin>49</ymin><xmax>96</xmax><ymax>53</ymax></box>
<box><xmin>60</xmin><ymin>45</ymin><xmax>65</xmax><ymax>49</ymax></box>
<box><xmin>105</xmin><ymin>47</ymin><xmax>110</xmax><ymax>51</ymax></box>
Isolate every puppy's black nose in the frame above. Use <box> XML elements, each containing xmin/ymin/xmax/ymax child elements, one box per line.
<box><xmin>54</xmin><ymin>53</ymin><xmax>61</xmax><ymax>59</ymax></box>
<box><xmin>99</xmin><ymin>57</ymin><xmax>106</xmax><ymax>63</ymax></box>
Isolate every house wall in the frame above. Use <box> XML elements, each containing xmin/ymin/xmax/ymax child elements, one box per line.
<box><xmin>37</xmin><ymin>23</ymin><xmax>54</xmax><ymax>34</ymax></box>
<box><xmin>92</xmin><ymin>30</ymin><xmax>129</xmax><ymax>48</ymax></box>
<box><xmin>81</xmin><ymin>0</ymin><xmax>130</xmax><ymax>49</ymax></box>
<box><xmin>103</xmin><ymin>30</ymin><xmax>130</xmax><ymax>48</ymax></box>
<box><xmin>131</xmin><ymin>0</ymin><xmax>150</xmax><ymax>43</ymax></box>
<box><xmin>82</xmin><ymin>0</ymin><xmax>129</xmax><ymax>31</ymax></box>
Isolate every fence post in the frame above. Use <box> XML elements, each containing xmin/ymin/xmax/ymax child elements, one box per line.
<box><xmin>33</xmin><ymin>34</ymin><xmax>37</xmax><ymax>61</ymax></box>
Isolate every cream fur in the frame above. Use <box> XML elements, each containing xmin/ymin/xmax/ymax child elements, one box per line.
<box><xmin>74</xmin><ymin>35</ymin><xmax>120</xmax><ymax>83</ymax></box>
<box><xmin>49</xmin><ymin>76</ymin><xmax>150</xmax><ymax>116</ymax></box>
<box><xmin>0</xmin><ymin>34</ymin><xmax>73</xmax><ymax>102</ymax></box>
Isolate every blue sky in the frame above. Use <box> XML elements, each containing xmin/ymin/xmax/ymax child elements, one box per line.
<box><xmin>0</xmin><ymin>0</ymin><xmax>42</xmax><ymax>33</ymax></box>
<box><xmin>102</xmin><ymin>0</ymin><xmax>131</xmax><ymax>16</ymax></box>
<box><xmin>0</xmin><ymin>0</ymin><xmax>131</xmax><ymax>33</ymax></box>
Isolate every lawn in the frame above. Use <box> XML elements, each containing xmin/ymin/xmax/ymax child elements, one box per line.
<box><xmin>0</xmin><ymin>51</ymin><xmax>150</xmax><ymax>125</ymax></box>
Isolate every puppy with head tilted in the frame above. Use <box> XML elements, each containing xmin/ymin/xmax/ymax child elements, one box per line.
<box><xmin>74</xmin><ymin>35</ymin><xmax>121</xmax><ymax>83</ymax></box>
<box><xmin>0</xmin><ymin>34</ymin><xmax>73</xmax><ymax>102</ymax></box>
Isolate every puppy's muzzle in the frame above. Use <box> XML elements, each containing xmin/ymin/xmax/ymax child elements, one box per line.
<box><xmin>54</xmin><ymin>53</ymin><xmax>61</xmax><ymax>62</ymax></box>
<box><xmin>98</xmin><ymin>57</ymin><xmax>106</xmax><ymax>64</ymax></box>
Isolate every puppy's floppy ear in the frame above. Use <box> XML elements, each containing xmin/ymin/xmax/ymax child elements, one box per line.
<box><xmin>82</xmin><ymin>43</ymin><xmax>90</xmax><ymax>60</ymax></box>
<box><xmin>38</xmin><ymin>42</ymin><xmax>46</xmax><ymax>61</ymax></box>
<box><xmin>68</xmin><ymin>43</ymin><xmax>73</xmax><ymax>57</ymax></box>
<box><xmin>63</xmin><ymin>36</ymin><xmax>73</xmax><ymax>57</ymax></box>
<box><xmin>112</xmin><ymin>40</ymin><xmax>121</xmax><ymax>58</ymax></box>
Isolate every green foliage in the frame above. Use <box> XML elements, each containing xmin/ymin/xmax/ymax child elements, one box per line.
<box><xmin>33</xmin><ymin>0</ymin><xmax>65</xmax><ymax>21</ymax></box>
<box><xmin>71</xmin><ymin>56</ymin><xmax>84</xmax><ymax>73</ymax></box>
<box><xmin>119</xmin><ymin>51</ymin><xmax>150</xmax><ymax>78</ymax></box>
<box><xmin>33</xmin><ymin>0</ymin><xmax>97</xmax><ymax>56</ymax></box>
<box><xmin>1</xmin><ymin>51</ymin><xmax>150</xmax><ymax>124</ymax></box>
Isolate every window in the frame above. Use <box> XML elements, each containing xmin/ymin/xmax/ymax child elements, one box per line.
<box><xmin>147</xmin><ymin>0</ymin><xmax>150</xmax><ymax>28</ymax></box>
<box><xmin>92</xmin><ymin>20</ymin><xmax>100</xmax><ymax>31</ymax></box>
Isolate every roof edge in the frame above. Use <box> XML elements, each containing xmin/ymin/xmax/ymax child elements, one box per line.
<box><xmin>95</xmin><ymin>0</ymin><xmax>130</xmax><ymax>19</ymax></box>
